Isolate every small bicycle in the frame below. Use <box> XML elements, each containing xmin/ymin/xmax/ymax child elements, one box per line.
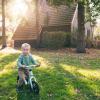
<box><xmin>17</xmin><ymin>65</ymin><xmax>40</xmax><ymax>94</ymax></box>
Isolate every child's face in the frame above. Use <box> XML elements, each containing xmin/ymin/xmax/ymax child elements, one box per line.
<box><xmin>22</xmin><ymin>47</ymin><xmax>30</xmax><ymax>55</ymax></box>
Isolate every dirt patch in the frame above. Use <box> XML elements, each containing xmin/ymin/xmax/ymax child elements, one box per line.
<box><xmin>34</xmin><ymin>48</ymin><xmax>100</xmax><ymax>59</ymax></box>
<box><xmin>0</xmin><ymin>47</ymin><xmax>21</xmax><ymax>54</ymax></box>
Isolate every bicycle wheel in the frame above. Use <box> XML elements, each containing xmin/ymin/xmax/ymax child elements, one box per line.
<box><xmin>30</xmin><ymin>81</ymin><xmax>39</xmax><ymax>94</ymax></box>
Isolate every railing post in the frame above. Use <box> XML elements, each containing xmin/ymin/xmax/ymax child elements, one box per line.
<box><xmin>1</xmin><ymin>0</ymin><xmax>7</xmax><ymax>49</ymax></box>
<box><xmin>35</xmin><ymin>0</ymin><xmax>41</xmax><ymax>48</ymax></box>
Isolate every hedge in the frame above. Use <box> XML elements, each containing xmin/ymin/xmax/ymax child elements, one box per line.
<box><xmin>40</xmin><ymin>31</ymin><xmax>71</xmax><ymax>49</ymax></box>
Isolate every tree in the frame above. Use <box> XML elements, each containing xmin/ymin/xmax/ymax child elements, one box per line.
<box><xmin>77</xmin><ymin>0</ymin><xmax>100</xmax><ymax>52</ymax></box>
<box><xmin>1</xmin><ymin>0</ymin><xmax>6</xmax><ymax>49</ymax></box>
<box><xmin>77</xmin><ymin>1</ymin><xmax>86</xmax><ymax>53</ymax></box>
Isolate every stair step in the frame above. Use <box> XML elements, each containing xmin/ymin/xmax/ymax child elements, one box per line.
<box><xmin>13</xmin><ymin>34</ymin><xmax>37</xmax><ymax>40</ymax></box>
<box><xmin>15</xmin><ymin>30</ymin><xmax>37</xmax><ymax>33</ymax></box>
<box><xmin>13</xmin><ymin>35</ymin><xmax>37</xmax><ymax>38</ymax></box>
<box><xmin>14</xmin><ymin>37</ymin><xmax>37</xmax><ymax>40</ymax></box>
<box><xmin>14</xmin><ymin>32</ymin><xmax>37</xmax><ymax>36</ymax></box>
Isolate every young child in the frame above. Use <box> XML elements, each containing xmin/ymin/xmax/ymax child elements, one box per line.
<box><xmin>17</xmin><ymin>43</ymin><xmax>39</xmax><ymax>90</ymax></box>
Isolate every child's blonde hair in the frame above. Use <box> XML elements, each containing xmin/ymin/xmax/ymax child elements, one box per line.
<box><xmin>21</xmin><ymin>43</ymin><xmax>31</xmax><ymax>49</ymax></box>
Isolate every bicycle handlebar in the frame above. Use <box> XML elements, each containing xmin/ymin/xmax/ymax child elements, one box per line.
<box><xmin>25</xmin><ymin>65</ymin><xmax>37</xmax><ymax>69</ymax></box>
<box><xmin>17</xmin><ymin>64</ymin><xmax>40</xmax><ymax>69</ymax></box>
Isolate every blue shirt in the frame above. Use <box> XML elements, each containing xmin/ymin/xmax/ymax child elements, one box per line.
<box><xmin>17</xmin><ymin>53</ymin><xmax>37</xmax><ymax>68</ymax></box>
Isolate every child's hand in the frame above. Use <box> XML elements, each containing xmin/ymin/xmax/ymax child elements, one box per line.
<box><xmin>36</xmin><ymin>63</ymin><xmax>41</xmax><ymax>67</ymax></box>
<box><xmin>22</xmin><ymin>65</ymin><xmax>26</xmax><ymax>68</ymax></box>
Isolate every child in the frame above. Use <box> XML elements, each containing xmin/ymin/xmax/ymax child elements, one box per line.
<box><xmin>17</xmin><ymin>43</ymin><xmax>39</xmax><ymax>90</ymax></box>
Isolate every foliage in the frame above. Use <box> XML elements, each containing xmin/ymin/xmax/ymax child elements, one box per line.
<box><xmin>94</xmin><ymin>35</ymin><xmax>100</xmax><ymax>40</ymax></box>
<box><xmin>71</xmin><ymin>30</ymin><xmax>78</xmax><ymax>47</ymax></box>
<box><xmin>85</xmin><ymin>37</ymin><xmax>93</xmax><ymax>48</ymax></box>
<box><xmin>47</xmin><ymin>0</ymin><xmax>73</xmax><ymax>5</ymax></box>
<box><xmin>0</xmin><ymin>36</ymin><xmax>2</xmax><ymax>45</ymax></box>
<box><xmin>93</xmin><ymin>35</ymin><xmax>100</xmax><ymax>48</ymax></box>
<box><xmin>41</xmin><ymin>31</ymin><xmax>68</xmax><ymax>49</ymax></box>
<box><xmin>85</xmin><ymin>0</ymin><xmax>100</xmax><ymax>25</ymax></box>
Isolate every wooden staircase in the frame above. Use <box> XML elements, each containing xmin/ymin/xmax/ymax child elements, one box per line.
<box><xmin>12</xmin><ymin>13</ymin><xmax>41</xmax><ymax>47</ymax></box>
<box><xmin>43</xmin><ymin>4</ymin><xmax>77</xmax><ymax>32</ymax></box>
<box><xmin>12</xmin><ymin>14</ymin><xmax>38</xmax><ymax>40</ymax></box>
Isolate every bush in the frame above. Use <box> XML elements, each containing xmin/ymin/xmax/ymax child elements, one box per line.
<box><xmin>41</xmin><ymin>31</ymin><xmax>70</xmax><ymax>49</ymax></box>
<box><xmin>0</xmin><ymin>36</ymin><xmax>2</xmax><ymax>45</ymax></box>
<box><xmin>92</xmin><ymin>35</ymin><xmax>100</xmax><ymax>48</ymax></box>
<box><xmin>92</xmin><ymin>40</ymin><xmax>100</xmax><ymax>49</ymax></box>
<box><xmin>70</xmin><ymin>30</ymin><xmax>78</xmax><ymax>47</ymax></box>
<box><xmin>65</xmin><ymin>32</ymin><xmax>71</xmax><ymax>47</ymax></box>
<box><xmin>94</xmin><ymin>35</ymin><xmax>100</xmax><ymax>40</ymax></box>
<box><xmin>85</xmin><ymin>38</ymin><xmax>92</xmax><ymax>48</ymax></box>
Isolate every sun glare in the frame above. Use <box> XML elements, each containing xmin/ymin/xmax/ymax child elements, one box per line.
<box><xmin>9</xmin><ymin>0</ymin><xmax>28</xmax><ymax>18</ymax></box>
<box><xmin>5</xmin><ymin>0</ymin><xmax>35</xmax><ymax>35</ymax></box>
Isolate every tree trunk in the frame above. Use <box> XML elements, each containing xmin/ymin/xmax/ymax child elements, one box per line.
<box><xmin>2</xmin><ymin>0</ymin><xmax>6</xmax><ymax>49</ymax></box>
<box><xmin>76</xmin><ymin>1</ymin><xmax>86</xmax><ymax>53</ymax></box>
<box><xmin>35</xmin><ymin>0</ymin><xmax>40</xmax><ymax>48</ymax></box>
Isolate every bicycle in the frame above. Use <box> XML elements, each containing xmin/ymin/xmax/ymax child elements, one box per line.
<box><xmin>17</xmin><ymin>65</ymin><xmax>40</xmax><ymax>94</ymax></box>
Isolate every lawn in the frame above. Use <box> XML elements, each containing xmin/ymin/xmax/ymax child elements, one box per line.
<box><xmin>0</xmin><ymin>48</ymin><xmax>100</xmax><ymax>100</ymax></box>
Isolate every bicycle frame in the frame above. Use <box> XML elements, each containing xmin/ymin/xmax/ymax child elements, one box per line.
<box><xmin>28</xmin><ymin>70</ymin><xmax>37</xmax><ymax>89</ymax></box>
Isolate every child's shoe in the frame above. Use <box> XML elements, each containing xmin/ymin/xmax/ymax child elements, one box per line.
<box><xmin>24</xmin><ymin>80</ymin><xmax>27</xmax><ymax>85</ymax></box>
<box><xmin>16</xmin><ymin>85</ymin><xmax>23</xmax><ymax>92</ymax></box>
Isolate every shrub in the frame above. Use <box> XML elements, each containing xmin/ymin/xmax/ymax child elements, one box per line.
<box><xmin>92</xmin><ymin>35</ymin><xmax>100</xmax><ymax>48</ymax></box>
<box><xmin>65</xmin><ymin>32</ymin><xmax>71</xmax><ymax>47</ymax></box>
<box><xmin>92</xmin><ymin>40</ymin><xmax>100</xmax><ymax>49</ymax></box>
<box><xmin>94</xmin><ymin>35</ymin><xmax>100</xmax><ymax>40</ymax></box>
<box><xmin>85</xmin><ymin>38</ymin><xmax>92</xmax><ymax>48</ymax></box>
<box><xmin>70</xmin><ymin>29</ymin><xmax>78</xmax><ymax>47</ymax></box>
<box><xmin>0</xmin><ymin>36</ymin><xmax>2</xmax><ymax>45</ymax></box>
<box><xmin>41</xmin><ymin>31</ymin><xmax>71</xmax><ymax>49</ymax></box>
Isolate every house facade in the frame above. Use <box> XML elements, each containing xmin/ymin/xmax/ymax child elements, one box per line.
<box><xmin>12</xmin><ymin>0</ymin><xmax>79</xmax><ymax>47</ymax></box>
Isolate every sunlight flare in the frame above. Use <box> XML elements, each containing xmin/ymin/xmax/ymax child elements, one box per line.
<box><xmin>9</xmin><ymin>0</ymin><xmax>28</xmax><ymax>18</ymax></box>
<box><xmin>61</xmin><ymin>64</ymin><xmax>100</xmax><ymax>80</ymax></box>
<box><xmin>6</xmin><ymin>0</ymin><xmax>36</xmax><ymax>34</ymax></box>
<box><xmin>0</xmin><ymin>62</ymin><xmax>16</xmax><ymax>77</ymax></box>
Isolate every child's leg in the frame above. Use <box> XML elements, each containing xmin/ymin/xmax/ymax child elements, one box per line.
<box><xmin>24</xmin><ymin>69</ymin><xmax>29</xmax><ymax>78</ymax></box>
<box><xmin>18</xmin><ymin>68</ymin><xmax>26</xmax><ymax>86</ymax></box>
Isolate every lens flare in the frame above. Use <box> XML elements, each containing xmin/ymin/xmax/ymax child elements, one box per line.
<box><xmin>10</xmin><ymin>0</ymin><xmax>28</xmax><ymax>18</ymax></box>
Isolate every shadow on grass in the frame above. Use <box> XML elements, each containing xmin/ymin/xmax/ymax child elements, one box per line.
<box><xmin>35</xmin><ymin>61</ymin><xmax>100</xmax><ymax>100</ymax></box>
<box><xmin>32</xmin><ymin>52</ymin><xmax>100</xmax><ymax>99</ymax></box>
<box><xmin>0</xmin><ymin>71</ymin><xmax>40</xmax><ymax>100</ymax></box>
<box><xmin>17</xmin><ymin>92</ymin><xmax>40</xmax><ymax>100</ymax></box>
<box><xmin>35</xmin><ymin>51</ymin><xmax>100</xmax><ymax>70</ymax></box>
<box><xmin>0</xmin><ymin>53</ymin><xmax>19</xmax><ymax>70</ymax></box>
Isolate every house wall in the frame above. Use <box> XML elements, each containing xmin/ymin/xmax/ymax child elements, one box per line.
<box><xmin>71</xmin><ymin>4</ymin><xmax>78</xmax><ymax>47</ymax></box>
<box><xmin>71</xmin><ymin>4</ymin><xmax>78</xmax><ymax>32</ymax></box>
<box><xmin>44</xmin><ymin>5</ymin><xmax>69</xmax><ymax>26</ymax></box>
<box><xmin>85</xmin><ymin>22</ymin><xmax>94</xmax><ymax>48</ymax></box>
<box><xmin>85</xmin><ymin>22</ymin><xmax>93</xmax><ymax>39</ymax></box>
<box><xmin>40</xmin><ymin>4</ymin><xmax>77</xmax><ymax>32</ymax></box>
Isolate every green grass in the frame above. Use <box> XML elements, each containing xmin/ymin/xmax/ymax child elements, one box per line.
<box><xmin>0</xmin><ymin>50</ymin><xmax>100</xmax><ymax>100</ymax></box>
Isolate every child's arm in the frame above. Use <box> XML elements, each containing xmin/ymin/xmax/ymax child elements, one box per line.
<box><xmin>17</xmin><ymin>55</ymin><xmax>24</xmax><ymax>68</ymax></box>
